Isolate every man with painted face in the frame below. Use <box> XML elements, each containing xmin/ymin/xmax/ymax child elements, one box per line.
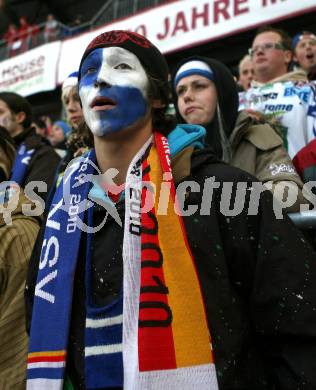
<box><xmin>26</xmin><ymin>31</ymin><xmax>316</xmax><ymax>390</ymax></box>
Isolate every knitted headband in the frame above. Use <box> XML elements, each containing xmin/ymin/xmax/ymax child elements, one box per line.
<box><xmin>174</xmin><ymin>60</ymin><xmax>214</xmax><ymax>90</ymax></box>
<box><xmin>62</xmin><ymin>71</ymin><xmax>79</xmax><ymax>91</ymax></box>
<box><xmin>78</xmin><ymin>30</ymin><xmax>169</xmax><ymax>86</ymax></box>
<box><xmin>292</xmin><ymin>31</ymin><xmax>316</xmax><ymax>50</ymax></box>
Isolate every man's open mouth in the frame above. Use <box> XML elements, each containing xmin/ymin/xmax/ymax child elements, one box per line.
<box><xmin>90</xmin><ymin>97</ymin><xmax>116</xmax><ymax>111</ymax></box>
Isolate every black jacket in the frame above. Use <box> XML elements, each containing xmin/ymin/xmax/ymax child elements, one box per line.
<box><xmin>25</xmin><ymin>148</ymin><xmax>316</xmax><ymax>389</ymax></box>
<box><xmin>14</xmin><ymin>127</ymin><xmax>60</xmax><ymax>201</ymax></box>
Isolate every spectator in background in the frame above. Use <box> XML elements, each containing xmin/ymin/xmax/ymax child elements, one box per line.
<box><xmin>44</xmin><ymin>14</ymin><xmax>59</xmax><ymax>43</ymax></box>
<box><xmin>61</xmin><ymin>71</ymin><xmax>93</xmax><ymax>156</ymax></box>
<box><xmin>292</xmin><ymin>31</ymin><xmax>316</xmax><ymax>74</ymax></box>
<box><xmin>250</xmin><ymin>26</ymin><xmax>300</xmax><ymax>85</ymax></box>
<box><xmin>3</xmin><ymin>24</ymin><xmax>21</xmax><ymax>57</ymax></box>
<box><xmin>70</xmin><ymin>14</ymin><xmax>84</xmax><ymax>37</ymax></box>
<box><xmin>237</xmin><ymin>54</ymin><xmax>254</xmax><ymax>91</ymax></box>
<box><xmin>18</xmin><ymin>16</ymin><xmax>31</xmax><ymax>53</ymax></box>
<box><xmin>240</xmin><ymin>26</ymin><xmax>316</xmax><ymax>159</ymax></box>
<box><xmin>172</xmin><ymin>56</ymin><xmax>307</xmax><ymax>213</ymax></box>
<box><xmin>62</xmin><ymin>71</ymin><xmax>83</xmax><ymax>131</ymax></box>
<box><xmin>0</xmin><ymin>128</ymin><xmax>41</xmax><ymax>389</ymax></box>
<box><xmin>32</xmin><ymin>117</ymin><xmax>48</xmax><ymax>139</ymax></box>
<box><xmin>0</xmin><ymin>126</ymin><xmax>16</xmax><ymax>182</ymax></box>
<box><xmin>0</xmin><ymin>92</ymin><xmax>60</xmax><ymax>202</ymax></box>
<box><xmin>49</xmin><ymin>120</ymin><xmax>71</xmax><ymax>156</ymax></box>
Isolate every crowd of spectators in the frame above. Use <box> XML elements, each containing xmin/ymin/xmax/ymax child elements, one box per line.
<box><xmin>1</xmin><ymin>12</ymin><xmax>86</xmax><ymax>58</ymax></box>
<box><xmin>0</xmin><ymin>24</ymin><xmax>316</xmax><ymax>388</ymax></box>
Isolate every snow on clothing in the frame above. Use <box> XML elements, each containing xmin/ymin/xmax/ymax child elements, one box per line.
<box><xmin>172</xmin><ymin>56</ymin><xmax>307</xmax><ymax>213</ymax></box>
<box><xmin>239</xmin><ymin>71</ymin><xmax>316</xmax><ymax>159</ymax></box>
<box><xmin>0</xmin><ymin>191</ymin><xmax>40</xmax><ymax>389</ymax></box>
<box><xmin>25</xmin><ymin>124</ymin><xmax>316</xmax><ymax>389</ymax></box>
<box><xmin>12</xmin><ymin>126</ymin><xmax>60</xmax><ymax>202</ymax></box>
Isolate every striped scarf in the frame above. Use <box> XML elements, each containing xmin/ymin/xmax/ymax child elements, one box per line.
<box><xmin>27</xmin><ymin>132</ymin><xmax>218</xmax><ymax>389</ymax></box>
<box><xmin>122</xmin><ymin>132</ymin><xmax>218</xmax><ymax>388</ymax></box>
<box><xmin>10</xmin><ymin>143</ymin><xmax>35</xmax><ymax>185</ymax></box>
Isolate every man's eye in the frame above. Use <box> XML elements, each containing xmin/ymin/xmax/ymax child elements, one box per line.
<box><xmin>86</xmin><ymin>67</ymin><xmax>97</xmax><ymax>74</ymax></box>
<box><xmin>176</xmin><ymin>88</ymin><xmax>185</xmax><ymax>96</ymax></box>
<box><xmin>115</xmin><ymin>63</ymin><xmax>132</xmax><ymax>70</ymax></box>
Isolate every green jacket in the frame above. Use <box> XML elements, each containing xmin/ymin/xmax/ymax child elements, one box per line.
<box><xmin>230</xmin><ymin>111</ymin><xmax>307</xmax><ymax>213</ymax></box>
<box><xmin>0</xmin><ymin>191</ymin><xmax>40</xmax><ymax>389</ymax></box>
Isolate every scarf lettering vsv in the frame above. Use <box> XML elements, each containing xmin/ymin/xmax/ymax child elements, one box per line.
<box><xmin>27</xmin><ymin>133</ymin><xmax>218</xmax><ymax>389</ymax></box>
<box><xmin>10</xmin><ymin>143</ymin><xmax>35</xmax><ymax>185</ymax></box>
<box><xmin>27</xmin><ymin>151</ymin><xmax>95</xmax><ymax>389</ymax></box>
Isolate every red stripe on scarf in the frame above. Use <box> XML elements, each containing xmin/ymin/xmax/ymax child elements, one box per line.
<box><xmin>28</xmin><ymin>355</ymin><xmax>65</xmax><ymax>363</ymax></box>
<box><xmin>138</xmin><ymin>159</ymin><xmax>177</xmax><ymax>371</ymax></box>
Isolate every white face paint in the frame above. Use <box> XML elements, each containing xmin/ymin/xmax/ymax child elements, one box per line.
<box><xmin>79</xmin><ymin>47</ymin><xmax>149</xmax><ymax>136</ymax></box>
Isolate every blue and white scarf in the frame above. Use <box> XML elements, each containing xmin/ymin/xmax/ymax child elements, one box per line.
<box><xmin>10</xmin><ymin>143</ymin><xmax>35</xmax><ymax>185</ymax></box>
<box><xmin>27</xmin><ymin>150</ymin><xmax>95</xmax><ymax>389</ymax></box>
<box><xmin>27</xmin><ymin>142</ymin><xmax>150</xmax><ymax>389</ymax></box>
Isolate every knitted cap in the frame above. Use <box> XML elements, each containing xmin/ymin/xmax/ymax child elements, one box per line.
<box><xmin>53</xmin><ymin>120</ymin><xmax>72</xmax><ymax>137</ymax></box>
<box><xmin>173</xmin><ymin>60</ymin><xmax>214</xmax><ymax>90</ymax></box>
<box><xmin>62</xmin><ymin>71</ymin><xmax>79</xmax><ymax>91</ymax></box>
<box><xmin>78</xmin><ymin>30</ymin><xmax>168</xmax><ymax>86</ymax></box>
<box><xmin>292</xmin><ymin>31</ymin><xmax>316</xmax><ymax>50</ymax></box>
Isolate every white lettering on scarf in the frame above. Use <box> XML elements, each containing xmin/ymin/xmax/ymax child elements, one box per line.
<box><xmin>35</xmin><ymin>236</ymin><xmax>60</xmax><ymax>304</ymax></box>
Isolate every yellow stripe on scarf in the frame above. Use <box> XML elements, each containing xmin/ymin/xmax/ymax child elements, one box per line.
<box><xmin>148</xmin><ymin>143</ymin><xmax>213</xmax><ymax>367</ymax></box>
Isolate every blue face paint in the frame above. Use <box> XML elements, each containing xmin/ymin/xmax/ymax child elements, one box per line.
<box><xmin>79</xmin><ymin>47</ymin><xmax>149</xmax><ymax>136</ymax></box>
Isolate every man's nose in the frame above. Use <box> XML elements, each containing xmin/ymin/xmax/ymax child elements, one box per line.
<box><xmin>94</xmin><ymin>77</ymin><xmax>112</xmax><ymax>89</ymax></box>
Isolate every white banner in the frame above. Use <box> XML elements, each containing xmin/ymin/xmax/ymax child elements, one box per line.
<box><xmin>57</xmin><ymin>0</ymin><xmax>316</xmax><ymax>84</ymax></box>
<box><xmin>0</xmin><ymin>41</ymin><xmax>61</xmax><ymax>96</ymax></box>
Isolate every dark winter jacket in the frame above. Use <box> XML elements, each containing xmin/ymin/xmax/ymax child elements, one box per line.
<box><xmin>13</xmin><ymin>127</ymin><xmax>60</xmax><ymax>201</ymax></box>
<box><xmin>25</xmin><ymin>145</ymin><xmax>316</xmax><ymax>390</ymax></box>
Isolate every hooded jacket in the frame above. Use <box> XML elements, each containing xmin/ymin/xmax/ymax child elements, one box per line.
<box><xmin>0</xmin><ymin>191</ymin><xmax>40</xmax><ymax>389</ymax></box>
<box><xmin>25</xmin><ymin>125</ymin><xmax>316</xmax><ymax>389</ymax></box>
<box><xmin>172</xmin><ymin>56</ymin><xmax>307</xmax><ymax>213</ymax></box>
<box><xmin>0</xmin><ymin>126</ymin><xmax>16</xmax><ymax>181</ymax></box>
<box><xmin>13</xmin><ymin>126</ymin><xmax>61</xmax><ymax>201</ymax></box>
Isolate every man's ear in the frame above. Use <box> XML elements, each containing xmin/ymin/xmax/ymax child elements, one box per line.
<box><xmin>284</xmin><ymin>50</ymin><xmax>293</xmax><ymax>66</ymax></box>
<box><xmin>15</xmin><ymin>111</ymin><xmax>26</xmax><ymax>125</ymax></box>
<box><xmin>152</xmin><ymin>99</ymin><xmax>165</xmax><ymax>109</ymax></box>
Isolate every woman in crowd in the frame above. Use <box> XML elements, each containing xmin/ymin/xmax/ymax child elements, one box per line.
<box><xmin>172</xmin><ymin>56</ymin><xmax>309</xmax><ymax>213</ymax></box>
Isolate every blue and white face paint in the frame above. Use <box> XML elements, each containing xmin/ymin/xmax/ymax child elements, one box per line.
<box><xmin>79</xmin><ymin>47</ymin><xmax>149</xmax><ymax>136</ymax></box>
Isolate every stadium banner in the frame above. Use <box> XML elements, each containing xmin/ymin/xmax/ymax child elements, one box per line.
<box><xmin>0</xmin><ymin>41</ymin><xmax>61</xmax><ymax>96</ymax></box>
<box><xmin>58</xmin><ymin>0</ymin><xmax>316</xmax><ymax>84</ymax></box>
